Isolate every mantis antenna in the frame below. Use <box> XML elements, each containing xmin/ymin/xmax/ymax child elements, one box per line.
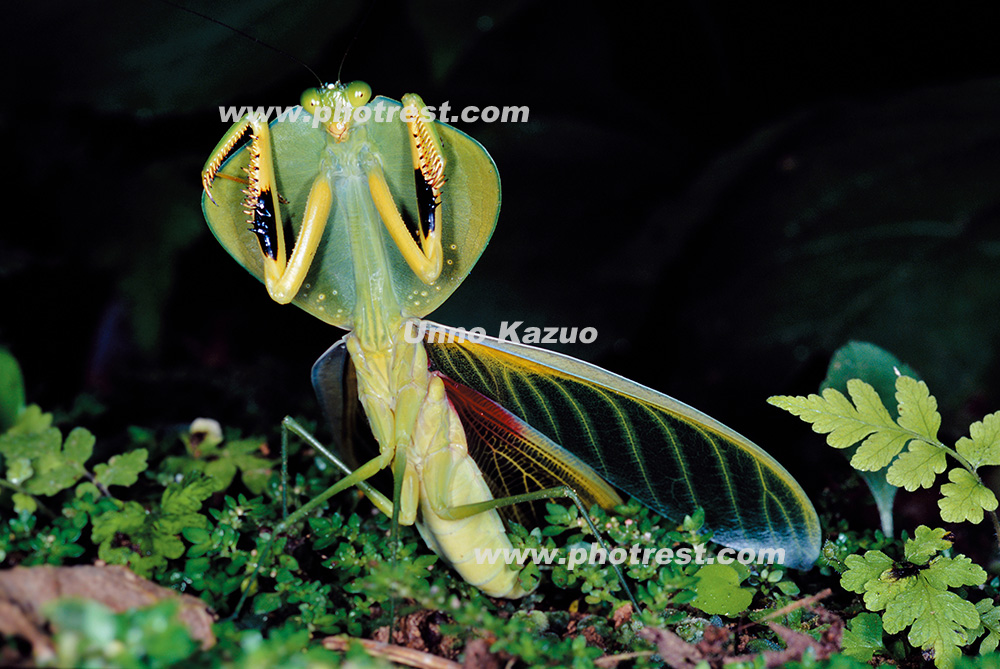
<box><xmin>156</xmin><ymin>0</ymin><xmax>325</xmax><ymax>88</ymax></box>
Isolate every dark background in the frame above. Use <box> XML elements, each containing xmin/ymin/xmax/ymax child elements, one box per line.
<box><xmin>6</xmin><ymin>1</ymin><xmax>1000</xmax><ymax>539</ymax></box>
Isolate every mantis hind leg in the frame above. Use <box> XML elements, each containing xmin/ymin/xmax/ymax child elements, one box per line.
<box><xmin>281</xmin><ymin>416</ymin><xmax>392</xmax><ymax>518</ymax></box>
<box><xmin>229</xmin><ymin>417</ymin><xmax>394</xmax><ymax>619</ymax></box>
<box><xmin>280</xmin><ymin>417</ymin><xmax>415</xmax><ymax>632</ymax></box>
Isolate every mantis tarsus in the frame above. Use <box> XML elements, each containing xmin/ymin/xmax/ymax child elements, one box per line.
<box><xmin>201</xmin><ymin>78</ymin><xmax>821</xmax><ymax>603</ymax></box>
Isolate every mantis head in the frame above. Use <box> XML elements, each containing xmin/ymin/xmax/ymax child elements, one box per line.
<box><xmin>300</xmin><ymin>80</ymin><xmax>373</xmax><ymax>141</ymax></box>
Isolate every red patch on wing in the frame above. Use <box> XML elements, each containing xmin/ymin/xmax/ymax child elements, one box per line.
<box><xmin>438</xmin><ymin>375</ymin><xmax>528</xmax><ymax>440</ymax></box>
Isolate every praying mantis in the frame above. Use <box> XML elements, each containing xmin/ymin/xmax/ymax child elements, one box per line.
<box><xmin>200</xmin><ymin>78</ymin><xmax>821</xmax><ymax>601</ymax></box>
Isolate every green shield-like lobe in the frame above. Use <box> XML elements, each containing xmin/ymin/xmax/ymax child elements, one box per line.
<box><xmin>202</xmin><ymin>97</ymin><xmax>500</xmax><ymax>328</ymax></box>
<box><xmin>421</xmin><ymin>322</ymin><xmax>821</xmax><ymax>569</ymax></box>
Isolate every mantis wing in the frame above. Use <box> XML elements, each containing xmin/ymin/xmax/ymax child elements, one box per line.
<box><xmin>439</xmin><ymin>374</ymin><xmax>624</xmax><ymax>530</ymax></box>
<box><xmin>311</xmin><ymin>339</ymin><xmax>365</xmax><ymax>471</ymax></box>
<box><xmin>420</xmin><ymin>322</ymin><xmax>821</xmax><ymax>569</ymax></box>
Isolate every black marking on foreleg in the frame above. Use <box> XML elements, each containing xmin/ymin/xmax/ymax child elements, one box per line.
<box><xmin>414</xmin><ymin>169</ymin><xmax>440</xmax><ymax>241</ymax></box>
<box><xmin>249</xmin><ymin>188</ymin><xmax>280</xmax><ymax>261</ymax></box>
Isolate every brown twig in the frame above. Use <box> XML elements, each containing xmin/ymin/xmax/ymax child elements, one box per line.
<box><xmin>594</xmin><ymin>650</ymin><xmax>656</xmax><ymax>667</ymax></box>
<box><xmin>757</xmin><ymin>588</ymin><xmax>833</xmax><ymax>623</ymax></box>
<box><xmin>322</xmin><ymin>636</ymin><xmax>462</xmax><ymax>669</ymax></box>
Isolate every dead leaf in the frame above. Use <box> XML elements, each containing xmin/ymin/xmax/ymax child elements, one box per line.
<box><xmin>0</xmin><ymin>599</ymin><xmax>55</xmax><ymax>662</ymax></box>
<box><xmin>725</xmin><ymin>618</ymin><xmax>842</xmax><ymax>667</ymax></box>
<box><xmin>640</xmin><ymin>596</ymin><xmax>844</xmax><ymax>669</ymax></box>
<box><xmin>324</xmin><ymin>635</ymin><xmax>462</xmax><ymax>669</ymax></box>
<box><xmin>639</xmin><ymin>626</ymin><xmax>706</xmax><ymax>668</ymax></box>
<box><xmin>612</xmin><ymin>602</ymin><xmax>633</xmax><ymax>629</ymax></box>
<box><xmin>0</xmin><ymin>563</ymin><xmax>215</xmax><ymax>662</ymax></box>
<box><xmin>461</xmin><ymin>638</ymin><xmax>500</xmax><ymax>669</ymax></box>
<box><xmin>372</xmin><ymin>609</ymin><xmax>458</xmax><ymax>658</ymax></box>
<box><xmin>581</xmin><ymin>624</ymin><xmax>606</xmax><ymax>650</ymax></box>
<box><xmin>695</xmin><ymin>624</ymin><xmax>732</xmax><ymax>656</ymax></box>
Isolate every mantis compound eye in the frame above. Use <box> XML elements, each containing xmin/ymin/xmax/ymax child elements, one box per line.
<box><xmin>300</xmin><ymin>87</ymin><xmax>323</xmax><ymax>114</ymax></box>
<box><xmin>344</xmin><ymin>80</ymin><xmax>372</xmax><ymax>107</ymax></box>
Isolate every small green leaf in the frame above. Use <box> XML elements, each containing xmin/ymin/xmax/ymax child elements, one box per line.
<box><xmin>976</xmin><ymin>599</ymin><xmax>1000</xmax><ymax>654</ymax></box>
<box><xmin>923</xmin><ymin>555</ymin><xmax>986</xmax><ymax>590</ymax></box>
<box><xmin>690</xmin><ymin>563</ymin><xmax>754</xmax><ymax>616</ymax></box>
<box><xmin>90</xmin><ymin>490</ymin><xmax>200</xmax><ymax>578</ymax></box>
<box><xmin>253</xmin><ymin>592</ymin><xmax>283</xmax><ymax>615</ymax></box>
<box><xmin>62</xmin><ymin>428</ymin><xmax>95</xmax><ymax>466</ymax></box>
<box><xmin>6</xmin><ymin>457</ymin><xmax>33</xmax><ymax>486</ymax></box>
<box><xmin>7</xmin><ymin>404</ymin><xmax>52</xmax><ymax>436</ymax></box>
<box><xmin>230</xmin><ymin>442</ymin><xmax>273</xmax><ymax>495</ymax></box>
<box><xmin>12</xmin><ymin>492</ymin><xmax>36</xmax><ymax>514</ymax></box>
<box><xmin>841</xmin><ymin>612</ymin><xmax>884</xmax><ymax>662</ymax></box>
<box><xmin>75</xmin><ymin>481</ymin><xmax>101</xmax><ymax>499</ymax></box>
<box><xmin>887</xmin><ymin>585</ymin><xmax>979</xmax><ymax>668</ymax></box>
<box><xmin>155</xmin><ymin>474</ymin><xmax>215</xmax><ymax>546</ymax></box>
<box><xmin>181</xmin><ymin>527</ymin><xmax>210</xmax><ymax>544</ymax></box>
<box><xmin>160</xmin><ymin>473</ymin><xmax>215</xmax><ymax>518</ymax></box>
<box><xmin>841</xmin><ymin>550</ymin><xmax>894</xmax><ymax>593</ymax></box>
<box><xmin>895</xmin><ymin>376</ymin><xmax>941</xmax><ymax>443</ymax></box>
<box><xmin>769</xmin><ymin>380</ymin><xmax>912</xmax><ymax>470</ymax></box>
<box><xmin>94</xmin><ymin>449</ymin><xmax>149</xmax><ymax>488</ymax></box>
<box><xmin>240</xmin><ymin>467</ymin><xmax>271</xmax><ymax>496</ymax></box>
<box><xmin>24</xmin><ymin>461</ymin><xmax>83</xmax><ymax>496</ymax></box>
<box><xmin>92</xmin><ymin>501</ymin><xmax>149</xmax><ymax>545</ymax></box>
<box><xmin>939</xmin><ymin>468</ymin><xmax>998</xmax><ymax>524</ymax></box>
<box><xmin>886</xmin><ymin>440</ymin><xmax>946</xmax><ymax>491</ymax></box>
<box><xmin>955</xmin><ymin>411</ymin><xmax>1000</xmax><ymax>470</ymax></box>
<box><xmin>45</xmin><ymin>598</ymin><xmax>199</xmax><ymax>667</ymax></box>
<box><xmin>0</xmin><ymin>427</ymin><xmax>60</xmax><ymax>460</ymax></box>
<box><xmin>203</xmin><ymin>458</ymin><xmax>237</xmax><ymax>491</ymax></box>
<box><xmin>1</xmin><ymin>425</ymin><xmax>94</xmax><ymax>496</ymax></box>
<box><xmin>45</xmin><ymin>599</ymin><xmax>118</xmax><ymax>649</ymax></box>
<box><xmin>682</xmin><ymin>507</ymin><xmax>705</xmax><ymax>532</ymax></box>
<box><xmin>775</xmin><ymin>579</ymin><xmax>799</xmax><ymax>595</ymax></box>
<box><xmin>905</xmin><ymin>526</ymin><xmax>952</xmax><ymax>565</ymax></box>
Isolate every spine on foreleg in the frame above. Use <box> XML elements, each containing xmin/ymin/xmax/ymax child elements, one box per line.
<box><xmin>412</xmin><ymin>374</ymin><xmax>531</xmax><ymax>598</ymax></box>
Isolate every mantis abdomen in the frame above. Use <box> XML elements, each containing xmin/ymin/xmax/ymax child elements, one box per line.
<box><xmin>348</xmin><ymin>323</ymin><xmax>531</xmax><ymax>598</ymax></box>
<box><xmin>414</xmin><ymin>373</ymin><xmax>530</xmax><ymax>598</ymax></box>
